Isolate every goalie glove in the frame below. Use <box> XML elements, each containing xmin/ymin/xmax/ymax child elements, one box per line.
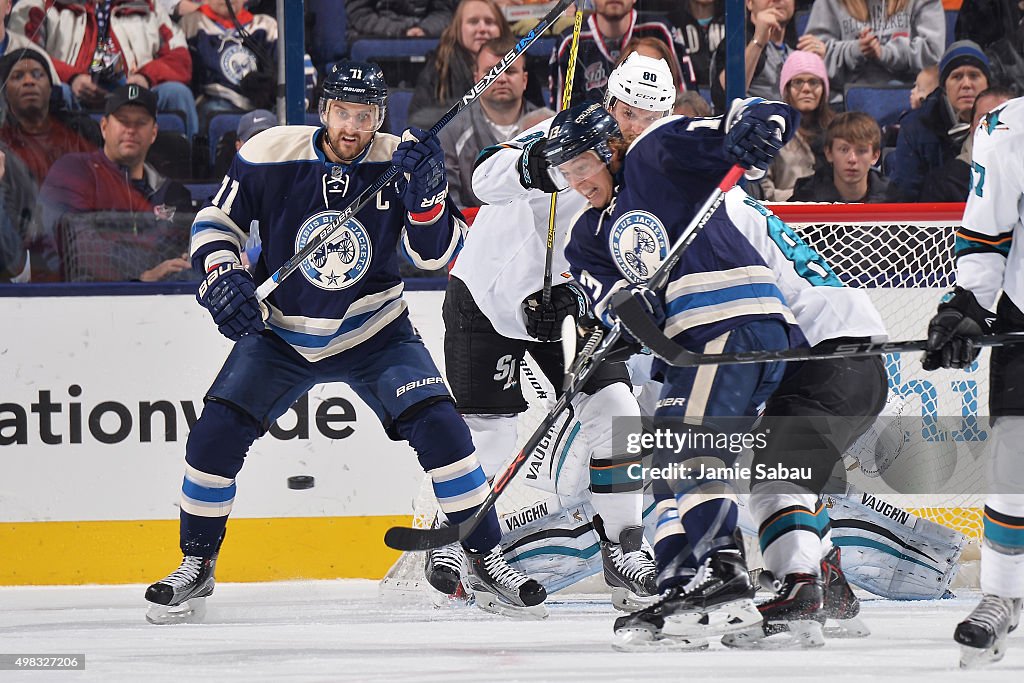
<box><xmin>523</xmin><ymin>282</ymin><xmax>589</xmax><ymax>342</ymax></box>
<box><xmin>518</xmin><ymin>137</ymin><xmax>561</xmax><ymax>193</ymax></box>
<box><xmin>197</xmin><ymin>263</ymin><xmax>266</xmax><ymax>341</ymax></box>
<box><xmin>922</xmin><ymin>287</ymin><xmax>994</xmax><ymax>371</ymax></box>
<box><xmin>723</xmin><ymin>97</ymin><xmax>794</xmax><ymax>179</ymax></box>
<box><xmin>392</xmin><ymin>127</ymin><xmax>448</xmax><ymax>221</ymax></box>
<box><xmin>616</xmin><ymin>285</ymin><xmax>665</xmax><ymax>346</ymax></box>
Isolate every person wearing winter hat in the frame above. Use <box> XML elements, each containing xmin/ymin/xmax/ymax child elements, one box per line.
<box><xmin>757</xmin><ymin>50</ymin><xmax>834</xmax><ymax>201</ymax></box>
<box><xmin>888</xmin><ymin>40</ymin><xmax>990</xmax><ymax>201</ymax></box>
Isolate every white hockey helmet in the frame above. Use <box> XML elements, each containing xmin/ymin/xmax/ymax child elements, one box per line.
<box><xmin>604</xmin><ymin>53</ymin><xmax>675</xmax><ymax>113</ymax></box>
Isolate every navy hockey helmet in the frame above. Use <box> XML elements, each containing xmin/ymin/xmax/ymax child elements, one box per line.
<box><xmin>544</xmin><ymin>102</ymin><xmax>622</xmax><ymax>168</ymax></box>
<box><xmin>320</xmin><ymin>60</ymin><xmax>388</xmax><ymax>132</ymax></box>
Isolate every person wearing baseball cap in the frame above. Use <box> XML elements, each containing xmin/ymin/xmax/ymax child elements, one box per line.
<box><xmin>235</xmin><ymin>109</ymin><xmax>278</xmax><ymax>150</ymax></box>
<box><xmin>889</xmin><ymin>40</ymin><xmax>991</xmax><ymax>201</ymax></box>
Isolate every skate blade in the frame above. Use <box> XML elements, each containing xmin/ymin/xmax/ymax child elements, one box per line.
<box><xmin>722</xmin><ymin>620</ymin><xmax>825</xmax><ymax>650</ymax></box>
<box><xmin>662</xmin><ymin>598</ymin><xmax>762</xmax><ymax>638</ymax></box>
<box><xmin>430</xmin><ymin>581</ymin><xmax>475</xmax><ymax>609</ymax></box>
<box><xmin>145</xmin><ymin>597</ymin><xmax>207</xmax><ymax>625</ymax></box>
<box><xmin>610</xmin><ymin>587</ymin><xmax>660</xmax><ymax>612</ymax></box>
<box><xmin>611</xmin><ymin>628</ymin><xmax>709</xmax><ymax>652</ymax></box>
<box><xmin>473</xmin><ymin>593</ymin><xmax>549</xmax><ymax>621</ymax></box>
<box><xmin>959</xmin><ymin>637</ymin><xmax>1007</xmax><ymax>669</ymax></box>
<box><xmin>824</xmin><ymin>615</ymin><xmax>870</xmax><ymax>638</ymax></box>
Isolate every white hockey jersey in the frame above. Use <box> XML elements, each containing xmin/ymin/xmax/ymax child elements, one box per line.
<box><xmin>453</xmin><ymin>118</ymin><xmax>587</xmax><ymax>340</ymax></box>
<box><xmin>956</xmin><ymin>97</ymin><xmax>1024</xmax><ymax>312</ymax></box>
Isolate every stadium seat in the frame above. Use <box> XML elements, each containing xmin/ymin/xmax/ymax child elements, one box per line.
<box><xmin>945</xmin><ymin>9</ymin><xmax>958</xmax><ymax>47</ymax></box>
<box><xmin>148</xmin><ymin>131</ymin><xmax>192</xmax><ymax>180</ymax></box>
<box><xmin>526</xmin><ymin>37</ymin><xmax>555</xmax><ymax>58</ymax></box>
<box><xmin>208</xmin><ymin>113</ymin><xmax>243</xmax><ymax>163</ymax></box>
<box><xmin>156</xmin><ymin>111</ymin><xmax>186</xmax><ymax>135</ymax></box>
<box><xmin>185</xmin><ymin>182</ymin><xmax>221</xmax><ymax>209</ymax></box>
<box><xmin>794</xmin><ymin>9</ymin><xmax>810</xmax><ymax>36</ymax></box>
<box><xmin>387</xmin><ymin>90</ymin><xmax>413</xmax><ymax>136</ymax></box>
<box><xmin>307</xmin><ymin>0</ymin><xmax>348</xmax><ymax>73</ymax></box>
<box><xmin>844</xmin><ymin>85</ymin><xmax>911</xmax><ymax>129</ymax></box>
<box><xmin>347</xmin><ymin>38</ymin><xmax>439</xmax><ymax>88</ymax></box>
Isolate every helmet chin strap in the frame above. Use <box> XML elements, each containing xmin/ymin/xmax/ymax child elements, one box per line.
<box><xmin>324</xmin><ymin>128</ymin><xmax>374</xmax><ymax>163</ymax></box>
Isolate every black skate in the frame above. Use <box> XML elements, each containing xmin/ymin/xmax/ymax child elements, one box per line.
<box><xmin>820</xmin><ymin>546</ymin><xmax>869</xmax><ymax>638</ymax></box>
<box><xmin>595</xmin><ymin>517</ymin><xmax>658</xmax><ymax>611</ymax></box>
<box><xmin>424</xmin><ymin>520</ymin><xmax>467</xmax><ymax>593</ymax></box>
<box><xmin>955</xmin><ymin>594</ymin><xmax>1022</xmax><ymax>669</ymax></box>
<box><xmin>658</xmin><ymin>550</ymin><xmax>761</xmax><ymax>639</ymax></box>
<box><xmin>611</xmin><ymin>587</ymin><xmax>710</xmax><ymax>652</ymax></box>
<box><xmin>722</xmin><ymin>572</ymin><xmax>825</xmax><ymax>649</ymax></box>
<box><xmin>145</xmin><ymin>555</ymin><xmax>217</xmax><ymax>625</ymax></box>
<box><xmin>465</xmin><ymin>545</ymin><xmax>548</xmax><ymax>620</ymax></box>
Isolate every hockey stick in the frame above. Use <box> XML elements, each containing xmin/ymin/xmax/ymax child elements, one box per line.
<box><xmin>542</xmin><ymin>2</ymin><xmax>585</xmax><ymax>306</ymax></box>
<box><xmin>613</xmin><ymin>293</ymin><xmax>1024</xmax><ymax>366</ymax></box>
<box><xmin>383</xmin><ymin>325</ymin><xmax>615</xmax><ymax>551</ymax></box>
<box><xmin>254</xmin><ymin>0</ymin><xmax>575</xmax><ymax>301</ymax></box>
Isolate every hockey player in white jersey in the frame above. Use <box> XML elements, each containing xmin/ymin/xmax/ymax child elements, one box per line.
<box><xmin>428</xmin><ymin>53</ymin><xmax>678</xmax><ymax>611</ymax></box>
<box><xmin>144</xmin><ymin>61</ymin><xmax>547</xmax><ymax>623</ymax></box>
<box><xmin>550</xmin><ymin>100</ymin><xmax>889</xmax><ymax>649</ymax></box>
<box><xmin>923</xmin><ymin>97</ymin><xmax>1024</xmax><ymax>668</ymax></box>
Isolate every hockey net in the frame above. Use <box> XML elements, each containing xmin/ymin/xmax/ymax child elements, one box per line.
<box><xmin>382</xmin><ymin>201</ymin><xmax>985</xmax><ymax>597</ymax></box>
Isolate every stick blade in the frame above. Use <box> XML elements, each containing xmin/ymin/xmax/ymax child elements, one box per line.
<box><xmin>384</xmin><ymin>522</ymin><xmax>461</xmax><ymax>551</ymax></box>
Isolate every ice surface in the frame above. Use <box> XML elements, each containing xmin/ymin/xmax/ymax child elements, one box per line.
<box><xmin>1</xmin><ymin>581</ymin><xmax>1021</xmax><ymax>682</ymax></box>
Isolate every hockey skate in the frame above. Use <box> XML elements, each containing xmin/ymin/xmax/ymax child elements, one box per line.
<box><xmin>658</xmin><ymin>549</ymin><xmax>762</xmax><ymax>639</ymax></box>
<box><xmin>465</xmin><ymin>545</ymin><xmax>548</xmax><ymax>620</ymax></box>
<box><xmin>820</xmin><ymin>546</ymin><xmax>869</xmax><ymax>638</ymax></box>
<box><xmin>611</xmin><ymin>588</ymin><xmax>710</xmax><ymax>652</ymax></box>
<box><xmin>722</xmin><ymin>572</ymin><xmax>825</xmax><ymax>649</ymax></box>
<box><xmin>595</xmin><ymin>517</ymin><xmax>658</xmax><ymax>611</ymax></box>
<box><xmin>955</xmin><ymin>594</ymin><xmax>1022</xmax><ymax>668</ymax></box>
<box><xmin>423</xmin><ymin>521</ymin><xmax>471</xmax><ymax>606</ymax></box>
<box><xmin>145</xmin><ymin>555</ymin><xmax>217</xmax><ymax>625</ymax></box>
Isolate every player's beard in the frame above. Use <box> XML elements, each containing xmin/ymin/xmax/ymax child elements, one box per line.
<box><xmin>324</xmin><ymin>129</ymin><xmax>373</xmax><ymax>163</ymax></box>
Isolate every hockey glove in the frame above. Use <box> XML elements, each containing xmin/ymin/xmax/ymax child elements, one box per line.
<box><xmin>922</xmin><ymin>287</ymin><xmax>993</xmax><ymax>370</ymax></box>
<box><xmin>392</xmin><ymin>127</ymin><xmax>448</xmax><ymax>217</ymax></box>
<box><xmin>197</xmin><ymin>263</ymin><xmax>266</xmax><ymax>341</ymax></box>
<box><xmin>616</xmin><ymin>285</ymin><xmax>665</xmax><ymax>347</ymax></box>
<box><xmin>518</xmin><ymin>137</ymin><xmax>560</xmax><ymax>193</ymax></box>
<box><xmin>724</xmin><ymin>98</ymin><xmax>793</xmax><ymax>175</ymax></box>
<box><xmin>523</xmin><ymin>282</ymin><xmax>589</xmax><ymax>342</ymax></box>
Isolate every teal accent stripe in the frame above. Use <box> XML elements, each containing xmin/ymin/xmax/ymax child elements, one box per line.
<box><xmin>591</xmin><ymin>462</ymin><xmax>642</xmax><ymax>487</ymax></box>
<box><xmin>956</xmin><ymin>235</ymin><xmax>1011</xmax><ymax>257</ymax></box>
<box><xmin>832</xmin><ymin>537</ymin><xmax>940</xmax><ymax>574</ymax></box>
<box><xmin>554</xmin><ymin>423</ymin><xmax>581</xmax><ymax>486</ymax></box>
<box><xmin>507</xmin><ymin>542</ymin><xmax>601</xmax><ymax>564</ymax></box>
<box><xmin>759</xmin><ymin>510</ymin><xmax>822</xmax><ymax>552</ymax></box>
<box><xmin>984</xmin><ymin>516</ymin><xmax>1024</xmax><ymax>549</ymax></box>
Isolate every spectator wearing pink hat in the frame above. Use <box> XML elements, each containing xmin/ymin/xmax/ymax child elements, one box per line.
<box><xmin>758</xmin><ymin>50</ymin><xmax>833</xmax><ymax>201</ymax></box>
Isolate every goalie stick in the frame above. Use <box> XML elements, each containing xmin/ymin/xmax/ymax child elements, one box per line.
<box><xmin>254</xmin><ymin>0</ymin><xmax>575</xmax><ymax>301</ymax></box>
<box><xmin>610</xmin><ymin>293</ymin><xmax>1024</xmax><ymax>366</ymax></box>
<box><xmin>383</xmin><ymin>325</ymin><xmax>615</xmax><ymax>551</ymax></box>
<box><xmin>383</xmin><ymin>166</ymin><xmax>750</xmax><ymax>551</ymax></box>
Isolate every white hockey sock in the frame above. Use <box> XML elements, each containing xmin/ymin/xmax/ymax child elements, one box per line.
<box><xmin>749</xmin><ymin>481</ymin><xmax>820</xmax><ymax>577</ymax></box>
<box><xmin>462</xmin><ymin>413</ymin><xmax>518</xmax><ymax>479</ymax></box>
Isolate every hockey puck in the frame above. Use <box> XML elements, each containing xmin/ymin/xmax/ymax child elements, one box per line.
<box><xmin>287</xmin><ymin>475</ymin><xmax>315</xmax><ymax>490</ymax></box>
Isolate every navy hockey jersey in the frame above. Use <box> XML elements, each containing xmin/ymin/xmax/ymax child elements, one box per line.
<box><xmin>565</xmin><ymin>109</ymin><xmax>887</xmax><ymax>350</ymax></box>
<box><xmin>190</xmin><ymin>126</ymin><xmax>464</xmax><ymax>361</ymax></box>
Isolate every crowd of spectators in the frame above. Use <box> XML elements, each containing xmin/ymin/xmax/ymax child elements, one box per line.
<box><xmin>0</xmin><ymin>0</ymin><xmax>1018</xmax><ymax>285</ymax></box>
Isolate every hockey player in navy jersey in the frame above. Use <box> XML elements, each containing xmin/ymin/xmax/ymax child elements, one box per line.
<box><xmin>549</xmin><ymin>100</ymin><xmax>889</xmax><ymax>649</ymax></box>
<box><xmin>144</xmin><ymin>60</ymin><xmax>547</xmax><ymax>623</ymax></box>
<box><xmin>923</xmin><ymin>97</ymin><xmax>1024</xmax><ymax>668</ymax></box>
<box><xmin>428</xmin><ymin>54</ymin><xmax>679</xmax><ymax>612</ymax></box>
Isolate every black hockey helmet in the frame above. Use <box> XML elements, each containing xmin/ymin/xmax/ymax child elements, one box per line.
<box><xmin>543</xmin><ymin>102</ymin><xmax>622</xmax><ymax>168</ymax></box>
<box><xmin>320</xmin><ymin>60</ymin><xmax>388</xmax><ymax>132</ymax></box>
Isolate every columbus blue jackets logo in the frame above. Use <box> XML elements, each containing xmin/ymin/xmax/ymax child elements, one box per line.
<box><xmin>609</xmin><ymin>210</ymin><xmax>669</xmax><ymax>283</ymax></box>
<box><xmin>297</xmin><ymin>211</ymin><xmax>372</xmax><ymax>290</ymax></box>
<box><xmin>220</xmin><ymin>43</ymin><xmax>258</xmax><ymax>85</ymax></box>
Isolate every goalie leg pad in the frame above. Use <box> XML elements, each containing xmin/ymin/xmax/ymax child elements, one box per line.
<box><xmin>824</xmin><ymin>490</ymin><xmax>966</xmax><ymax>599</ymax></box>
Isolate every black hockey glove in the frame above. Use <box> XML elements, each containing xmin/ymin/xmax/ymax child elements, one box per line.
<box><xmin>922</xmin><ymin>287</ymin><xmax>993</xmax><ymax>371</ymax></box>
<box><xmin>518</xmin><ymin>137</ymin><xmax>560</xmax><ymax>193</ymax></box>
<box><xmin>616</xmin><ymin>285</ymin><xmax>665</xmax><ymax>346</ymax></box>
<box><xmin>523</xmin><ymin>282</ymin><xmax>589</xmax><ymax>342</ymax></box>
<box><xmin>393</xmin><ymin>127</ymin><xmax>448</xmax><ymax>216</ymax></box>
<box><xmin>197</xmin><ymin>263</ymin><xmax>266</xmax><ymax>341</ymax></box>
<box><xmin>725</xmin><ymin>116</ymin><xmax>785</xmax><ymax>172</ymax></box>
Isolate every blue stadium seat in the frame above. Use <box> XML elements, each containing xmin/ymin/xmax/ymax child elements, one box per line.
<box><xmin>945</xmin><ymin>10</ymin><xmax>958</xmax><ymax>47</ymax></box>
<box><xmin>527</xmin><ymin>37</ymin><xmax>556</xmax><ymax>58</ymax></box>
<box><xmin>349</xmin><ymin>38</ymin><xmax>438</xmax><ymax>63</ymax></box>
<box><xmin>156</xmin><ymin>112</ymin><xmax>186</xmax><ymax>135</ymax></box>
<box><xmin>208</xmin><ymin>113</ymin><xmax>242</xmax><ymax>161</ymax></box>
<box><xmin>388</xmin><ymin>90</ymin><xmax>413</xmax><ymax>136</ymax></box>
<box><xmin>307</xmin><ymin>0</ymin><xmax>348</xmax><ymax>73</ymax></box>
<box><xmin>844</xmin><ymin>85</ymin><xmax>911</xmax><ymax>129</ymax></box>
<box><xmin>795</xmin><ymin>9</ymin><xmax>810</xmax><ymax>36</ymax></box>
